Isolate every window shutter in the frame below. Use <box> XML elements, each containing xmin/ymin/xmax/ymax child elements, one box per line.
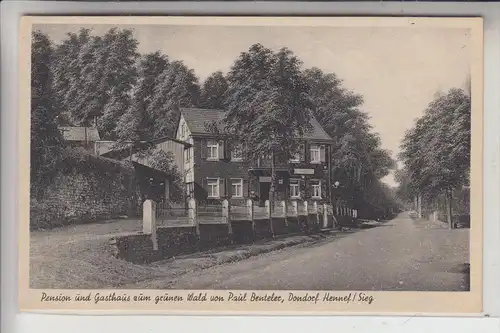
<box><xmin>202</xmin><ymin>177</ymin><xmax>207</xmax><ymax>199</ymax></box>
<box><xmin>243</xmin><ymin>178</ymin><xmax>249</xmax><ymax>197</ymax></box>
<box><xmin>299</xmin><ymin>143</ymin><xmax>305</xmax><ymax>162</ymax></box>
<box><xmin>219</xmin><ymin>178</ymin><xmax>225</xmax><ymax>197</ymax></box>
<box><xmin>225</xmin><ymin>141</ymin><xmax>231</xmax><ymax>160</ymax></box>
<box><xmin>218</xmin><ymin>141</ymin><xmax>224</xmax><ymax>160</ymax></box>
<box><xmin>320</xmin><ymin>145</ymin><xmax>326</xmax><ymax>162</ymax></box>
<box><xmin>201</xmin><ymin>139</ymin><xmax>207</xmax><ymax>160</ymax></box>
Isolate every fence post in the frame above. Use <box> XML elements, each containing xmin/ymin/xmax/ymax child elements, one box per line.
<box><xmin>291</xmin><ymin>200</ymin><xmax>298</xmax><ymax>217</ymax></box>
<box><xmin>188</xmin><ymin>198</ymin><xmax>199</xmax><ymax>236</ymax></box>
<box><xmin>313</xmin><ymin>201</ymin><xmax>319</xmax><ymax>225</ymax></box>
<box><xmin>265</xmin><ymin>199</ymin><xmax>275</xmax><ymax>237</ymax></box>
<box><xmin>143</xmin><ymin>199</ymin><xmax>158</xmax><ymax>251</ymax></box>
<box><xmin>281</xmin><ymin>200</ymin><xmax>288</xmax><ymax>226</ymax></box>
<box><xmin>265</xmin><ymin>200</ymin><xmax>270</xmax><ymax>218</ymax></box>
<box><xmin>247</xmin><ymin>199</ymin><xmax>255</xmax><ymax>234</ymax></box>
<box><xmin>303</xmin><ymin>200</ymin><xmax>308</xmax><ymax>216</ymax></box>
<box><xmin>222</xmin><ymin>199</ymin><xmax>232</xmax><ymax>236</ymax></box>
<box><xmin>323</xmin><ymin>203</ymin><xmax>328</xmax><ymax>228</ymax></box>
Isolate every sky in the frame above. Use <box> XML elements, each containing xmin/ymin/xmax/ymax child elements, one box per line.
<box><xmin>36</xmin><ymin>23</ymin><xmax>472</xmax><ymax>187</ymax></box>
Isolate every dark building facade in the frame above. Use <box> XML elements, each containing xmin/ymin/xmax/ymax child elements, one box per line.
<box><xmin>176</xmin><ymin>108</ymin><xmax>335</xmax><ymax>206</ymax></box>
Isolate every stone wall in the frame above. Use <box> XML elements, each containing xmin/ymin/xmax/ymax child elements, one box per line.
<box><xmin>111</xmin><ymin>215</ymin><xmax>325</xmax><ymax>264</ymax></box>
<box><xmin>30</xmin><ymin>164</ymin><xmax>139</xmax><ymax>230</ymax></box>
<box><xmin>111</xmin><ymin>226</ymin><xmax>198</xmax><ymax>264</ymax></box>
<box><xmin>198</xmin><ymin>223</ymin><xmax>233</xmax><ymax>249</ymax></box>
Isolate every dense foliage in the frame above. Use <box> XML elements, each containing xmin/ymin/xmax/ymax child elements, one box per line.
<box><xmin>397</xmin><ymin>88</ymin><xmax>471</xmax><ymax>226</ymax></box>
<box><xmin>206</xmin><ymin>44</ymin><xmax>315</xmax><ymax>218</ymax></box>
<box><xmin>303</xmin><ymin>67</ymin><xmax>396</xmax><ymax>212</ymax></box>
<box><xmin>31</xmin><ymin>30</ymin><xmax>65</xmax><ymax>197</ymax></box>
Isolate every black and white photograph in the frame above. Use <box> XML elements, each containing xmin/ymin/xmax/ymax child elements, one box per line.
<box><xmin>20</xmin><ymin>16</ymin><xmax>483</xmax><ymax>313</ymax></box>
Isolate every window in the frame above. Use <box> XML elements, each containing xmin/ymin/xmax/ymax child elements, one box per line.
<box><xmin>207</xmin><ymin>178</ymin><xmax>219</xmax><ymax>198</ymax></box>
<box><xmin>290</xmin><ymin>181</ymin><xmax>300</xmax><ymax>198</ymax></box>
<box><xmin>207</xmin><ymin>140</ymin><xmax>219</xmax><ymax>160</ymax></box>
<box><xmin>231</xmin><ymin>178</ymin><xmax>243</xmax><ymax>198</ymax></box>
<box><xmin>312</xmin><ymin>180</ymin><xmax>322</xmax><ymax>198</ymax></box>
<box><xmin>231</xmin><ymin>145</ymin><xmax>243</xmax><ymax>161</ymax></box>
<box><xmin>310</xmin><ymin>145</ymin><xmax>320</xmax><ymax>163</ymax></box>
<box><xmin>184</xmin><ymin>147</ymin><xmax>190</xmax><ymax>164</ymax></box>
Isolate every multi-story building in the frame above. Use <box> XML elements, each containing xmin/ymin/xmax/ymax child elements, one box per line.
<box><xmin>176</xmin><ymin>108</ymin><xmax>335</xmax><ymax>206</ymax></box>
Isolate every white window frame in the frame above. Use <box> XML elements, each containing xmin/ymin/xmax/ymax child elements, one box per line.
<box><xmin>231</xmin><ymin>145</ymin><xmax>243</xmax><ymax>161</ymax></box>
<box><xmin>184</xmin><ymin>147</ymin><xmax>190</xmax><ymax>164</ymax></box>
<box><xmin>312</xmin><ymin>180</ymin><xmax>322</xmax><ymax>198</ymax></box>
<box><xmin>207</xmin><ymin>178</ymin><xmax>220</xmax><ymax>198</ymax></box>
<box><xmin>207</xmin><ymin>140</ymin><xmax>219</xmax><ymax>160</ymax></box>
<box><xmin>290</xmin><ymin>182</ymin><xmax>300</xmax><ymax>198</ymax></box>
<box><xmin>310</xmin><ymin>145</ymin><xmax>321</xmax><ymax>164</ymax></box>
<box><xmin>231</xmin><ymin>178</ymin><xmax>243</xmax><ymax>198</ymax></box>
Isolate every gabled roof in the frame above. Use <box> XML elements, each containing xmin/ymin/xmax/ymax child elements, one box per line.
<box><xmin>59</xmin><ymin>126</ymin><xmax>100</xmax><ymax>142</ymax></box>
<box><xmin>179</xmin><ymin>108</ymin><xmax>333</xmax><ymax>142</ymax></box>
<box><xmin>99</xmin><ymin>137</ymin><xmax>191</xmax><ymax>159</ymax></box>
<box><xmin>179</xmin><ymin>108</ymin><xmax>226</xmax><ymax>135</ymax></box>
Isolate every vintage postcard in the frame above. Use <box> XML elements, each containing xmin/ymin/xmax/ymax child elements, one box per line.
<box><xmin>19</xmin><ymin>16</ymin><xmax>483</xmax><ymax>314</ymax></box>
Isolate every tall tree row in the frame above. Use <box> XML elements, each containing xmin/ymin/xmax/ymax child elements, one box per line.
<box><xmin>199</xmin><ymin>71</ymin><xmax>228</xmax><ymax>109</ymax></box>
<box><xmin>205</xmin><ymin>44</ymin><xmax>396</xmax><ymax>216</ymax></box>
<box><xmin>52</xmin><ymin>28</ymin><xmax>140</xmax><ymax>139</ymax></box>
<box><xmin>116</xmin><ymin>52</ymin><xmax>170</xmax><ymax>142</ymax></box>
<box><xmin>31</xmin><ymin>31</ymin><xmax>65</xmax><ymax>197</ymax></box>
<box><xmin>303</xmin><ymin>67</ymin><xmax>396</xmax><ymax>211</ymax></box>
<box><xmin>398</xmin><ymin>88</ymin><xmax>471</xmax><ymax>228</ymax></box>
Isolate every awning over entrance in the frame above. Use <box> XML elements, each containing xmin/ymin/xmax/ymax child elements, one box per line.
<box><xmin>131</xmin><ymin>161</ymin><xmax>172</xmax><ymax>181</ymax></box>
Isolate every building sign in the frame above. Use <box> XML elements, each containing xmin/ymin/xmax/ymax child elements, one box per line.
<box><xmin>293</xmin><ymin>168</ymin><xmax>315</xmax><ymax>175</ymax></box>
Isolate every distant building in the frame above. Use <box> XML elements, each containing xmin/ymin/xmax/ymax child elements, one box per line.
<box><xmin>176</xmin><ymin>108</ymin><xmax>335</xmax><ymax>206</ymax></box>
<box><xmin>59</xmin><ymin>126</ymin><xmax>100</xmax><ymax>149</ymax></box>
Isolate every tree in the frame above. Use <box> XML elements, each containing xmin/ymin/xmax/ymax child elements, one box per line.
<box><xmin>200</xmin><ymin>71</ymin><xmax>228</xmax><ymax>109</ymax></box>
<box><xmin>146</xmin><ymin>60</ymin><xmax>201</xmax><ymax>138</ymax></box>
<box><xmin>303</xmin><ymin>67</ymin><xmax>396</xmax><ymax>212</ymax></box>
<box><xmin>208</xmin><ymin>44</ymin><xmax>313</xmax><ymax>235</ymax></box>
<box><xmin>52</xmin><ymin>28</ymin><xmax>140</xmax><ymax>139</ymax></box>
<box><xmin>116</xmin><ymin>52</ymin><xmax>170</xmax><ymax>142</ymax></box>
<box><xmin>31</xmin><ymin>30</ymin><xmax>65</xmax><ymax>197</ymax></box>
<box><xmin>398</xmin><ymin>88</ymin><xmax>471</xmax><ymax>228</ymax></box>
<box><xmin>51</xmin><ymin>28</ymin><xmax>92</xmax><ymax>125</ymax></box>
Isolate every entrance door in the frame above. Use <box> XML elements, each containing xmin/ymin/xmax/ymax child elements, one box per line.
<box><xmin>259</xmin><ymin>181</ymin><xmax>270</xmax><ymax>206</ymax></box>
